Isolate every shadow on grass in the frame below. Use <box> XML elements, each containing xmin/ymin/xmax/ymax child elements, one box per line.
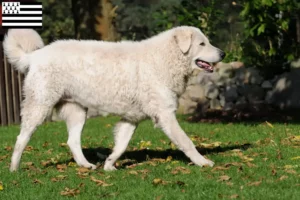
<box><xmin>72</xmin><ymin>143</ymin><xmax>252</xmax><ymax>168</ymax></box>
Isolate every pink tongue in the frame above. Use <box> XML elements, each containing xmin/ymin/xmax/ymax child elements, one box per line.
<box><xmin>198</xmin><ymin>61</ymin><xmax>211</xmax><ymax>68</ymax></box>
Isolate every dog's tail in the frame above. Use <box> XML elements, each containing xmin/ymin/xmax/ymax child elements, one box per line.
<box><xmin>3</xmin><ymin>29</ymin><xmax>44</xmax><ymax>73</ymax></box>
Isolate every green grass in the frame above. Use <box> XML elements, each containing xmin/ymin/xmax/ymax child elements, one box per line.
<box><xmin>1</xmin><ymin>116</ymin><xmax>300</xmax><ymax>200</ymax></box>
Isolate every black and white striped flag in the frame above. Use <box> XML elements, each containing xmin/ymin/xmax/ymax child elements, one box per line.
<box><xmin>1</xmin><ymin>1</ymin><xmax>42</xmax><ymax>28</ymax></box>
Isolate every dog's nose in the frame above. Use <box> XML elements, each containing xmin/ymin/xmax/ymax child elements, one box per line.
<box><xmin>220</xmin><ymin>51</ymin><xmax>226</xmax><ymax>59</ymax></box>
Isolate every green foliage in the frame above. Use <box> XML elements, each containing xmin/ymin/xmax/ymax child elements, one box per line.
<box><xmin>39</xmin><ymin>0</ymin><xmax>75</xmax><ymax>44</ymax></box>
<box><xmin>240</xmin><ymin>0</ymin><xmax>300</xmax><ymax>77</ymax></box>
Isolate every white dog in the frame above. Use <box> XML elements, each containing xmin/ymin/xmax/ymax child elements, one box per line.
<box><xmin>3</xmin><ymin>26</ymin><xmax>225</xmax><ymax>172</ymax></box>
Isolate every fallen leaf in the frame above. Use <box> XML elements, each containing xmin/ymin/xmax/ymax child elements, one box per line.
<box><xmin>152</xmin><ymin>178</ymin><xmax>170</xmax><ymax>185</ymax></box>
<box><xmin>25</xmin><ymin>162</ymin><xmax>34</xmax><ymax>167</ymax></box>
<box><xmin>33</xmin><ymin>179</ymin><xmax>43</xmax><ymax>184</ymax></box>
<box><xmin>175</xmin><ymin>181</ymin><xmax>185</xmax><ymax>187</ymax></box>
<box><xmin>247</xmin><ymin>181</ymin><xmax>261</xmax><ymax>186</ymax></box>
<box><xmin>76</xmin><ymin>167</ymin><xmax>90</xmax><ymax>173</ymax></box>
<box><xmin>0</xmin><ymin>182</ymin><xmax>3</xmax><ymax>191</ymax></box>
<box><xmin>265</xmin><ymin>121</ymin><xmax>274</xmax><ymax>128</ymax></box>
<box><xmin>285</xmin><ymin>169</ymin><xmax>297</xmax><ymax>174</ymax></box>
<box><xmin>42</xmin><ymin>142</ymin><xmax>49</xmax><ymax>147</ymax></box>
<box><xmin>59</xmin><ymin>143</ymin><xmax>68</xmax><ymax>147</ymax></box>
<box><xmin>166</xmin><ymin>156</ymin><xmax>172</xmax><ymax>162</ymax></box>
<box><xmin>60</xmin><ymin>187</ymin><xmax>80</xmax><ymax>196</ymax></box>
<box><xmin>51</xmin><ymin>175</ymin><xmax>68</xmax><ymax>182</ymax></box>
<box><xmin>211</xmin><ymin>166</ymin><xmax>230</xmax><ymax>171</ymax></box>
<box><xmin>218</xmin><ymin>175</ymin><xmax>231</xmax><ymax>182</ymax></box>
<box><xmin>171</xmin><ymin>166</ymin><xmax>191</xmax><ymax>175</ymax></box>
<box><xmin>200</xmin><ymin>142</ymin><xmax>222</xmax><ymax>149</ymax></box>
<box><xmin>68</xmin><ymin>162</ymin><xmax>77</xmax><ymax>167</ymax></box>
<box><xmin>41</xmin><ymin>160</ymin><xmax>52</xmax><ymax>167</ymax></box>
<box><xmin>156</xmin><ymin>195</ymin><xmax>163</xmax><ymax>200</ymax></box>
<box><xmin>90</xmin><ymin>176</ymin><xmax>113</xmax><ymax>187</ymax></box>
<box><xmin>229</xmin><ymin>194</ymin><xmax>239</xmax><ymax>199</ymax></box>
<box><xmin>128</xmin><ymin>170</ymin><xmax>138</xmax><ymax>175</ymax></box>
<box><xmin>278</xmin><ymin>175</ymin><xmax>288</xmax><ymax>181</ymax></box>
<box><xmin>105</xmin><ymin>124</ymin><xmax>112</xmax><ymax>128</ymax></box>
<box><xmin>0</xmin><ymin>155</ymin><xmax>8</xmax><ymax>161</ymax></box>
<box><xmin>5</xmin><ymin>146</ymin><xmax>12</xmax><ymax>151</ymax></box>
<box><xmin>226</xmin><ymin>182</ymin><xmax>234</xmax><ymax>186</ymax></box>
<box><xmin>139</xmin><ymin>140</ymin><xmax>152</xmax><ymax>149</ymax></box>
<box><xmin>25</xmin><ymin>146</ymin><xmax>34</xmax><ymax>151</ymax></box>
<box><xmin>56</xmin><ymin>164</ymin><xmax>67</xmax><ymax>172</ymax></box>
<box><xmin>291</xmin><ymin>156</ymin><xmax>300</xmax><ymax>160</ymax></box>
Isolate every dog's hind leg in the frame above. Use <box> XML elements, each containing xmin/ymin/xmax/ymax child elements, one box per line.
<box><xmin>104</xmin><ymin>121</ymin><xmax>136</xmax><ymax>171</ymax></box>
<box><xmin>10</xmin><ymin>102</ymin><xmax>52</xmax><ymax>172</ymax></box>
<box><xmin>57</xmin><ymin>102</ymin><xmax>96</xmax><ymax>169</ymax></box>
<box><xmin>157</xmin><ymin>112</ymin><xmax>214</xmax><ymax>167</ymax></box>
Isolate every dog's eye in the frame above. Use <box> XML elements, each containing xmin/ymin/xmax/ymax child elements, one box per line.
<box><xmin>200</xmin><ymin>42</ymin><xmax>205</xmax><ymax>46</ymax></box>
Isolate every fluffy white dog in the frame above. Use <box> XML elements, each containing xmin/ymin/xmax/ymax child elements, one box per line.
<box><xmin>4</xmin><ymin>26</ymin><xmax>225</xmax><ymax>171</ymax></box>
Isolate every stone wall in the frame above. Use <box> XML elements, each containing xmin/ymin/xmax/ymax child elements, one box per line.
<box><xmin>177</xmin><ymin>59</ymin><xmax>300</xmax><ymax>115</ymax></box>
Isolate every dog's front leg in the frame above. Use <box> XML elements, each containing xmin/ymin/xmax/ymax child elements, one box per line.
<box><xmin>158</xmin><ymin>112</ymin><xmax>214</xmax><ymax>167</ymax></box>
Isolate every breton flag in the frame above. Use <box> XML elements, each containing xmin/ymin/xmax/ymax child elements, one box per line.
<box><xmin>1</xmin><ymin>1</ymin><xmax>42</xmax><ymax>28</ymax></box>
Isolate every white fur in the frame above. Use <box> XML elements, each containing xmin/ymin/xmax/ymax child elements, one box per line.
<box><xmin>4</xmin><ymin>26</ymin><xmax>224</xmax><ymax>172</ymax></box>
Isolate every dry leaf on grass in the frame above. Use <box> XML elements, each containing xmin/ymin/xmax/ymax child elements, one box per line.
<box><xmin>33</xmin><ymin>179</ymin><xmax>43</xmax><ymax>184</ymax></box>
<box><xmin>291</xmin><ymin>156</ymin><xmax>300</xmax><ymax>160</ymax></box>
<box><xmin>200</xmin><ymin>142</ymin><xmax>222</xmax><ymax>149</ymax></box>
<box><xmin>0</xmin><ymin>182</ymin><xmax>3</xmax><ymax>191</ymax></box>
<box><xmin>152</xmin><ymin>178</ymin><xmax>170</xmax><ymax>185</ymax></box>
<box><xmin>211</xmin><ymin>166</ymin><xmax>230</xmax><ymax>172</ymax></box>
<box><xmin>229</xmin><ymin>194</ymin><xmax>239</xmax><ymax>199</ymax></box>
<box><xmin>56</xmin><ymin>164</ymin><xmax>67</xmax><ymax>172</ymax></box>
<box><xmin>265</xmin><ymin>121</ymin><xmax>274</xmax><ymax>128</ymax></box>
<box><xmin>5</xmin><ymin>146</ymin><xmax>12</xmax><ymax>151</ymax></box>
<box><xmin>0</xmin><ymin>155</ymin><xmax>8</xmax><ymax>161</ymax></box>
<box><xmin>285</xmin><ymin>169</ymin><xmax>297</xmax><ymax>174</ymax></box>
<box><xmin>90</xmin><ymin>176</ymin><xmax>113</xmax><ymax>187</ymax></box>
<box><xmin>51</xmin><ymin>175</ymin><xmax>68</xmax><ymax>182</ymax></box>
<box><xmin>218</xmin><ymin>175</ymin><xmax>231</xmax><ymax>182</ymax></box>
<box><xmin>60</xmin><ymin>187</ymin><xmax>80</xmax><ymax>197</ymax></box>
<box><xmin>171</xmin><ymin>166</ymin><xmax>191</xmax><ymax>175</ymax></box>
<box><xmin>59</xmin><ymin>143</ymin><xmax>68</xmax><ymax>147</ymax></box>
<box><xmin>278</xmin><ymin>175</ymin><xmax>288</xmax><ymax>181</ymax></box>
<box><xmin>247</xmin><ymin>181</ymin><xmax>261</xmax><ymax>186</ymax></box>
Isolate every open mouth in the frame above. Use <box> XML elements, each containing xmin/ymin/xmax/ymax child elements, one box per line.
<box><xmin>196</xmin><ymin>59</ymin><xmax>214</xmax><ymax>73</ymax></box>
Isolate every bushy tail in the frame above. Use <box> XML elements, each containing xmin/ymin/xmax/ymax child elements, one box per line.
<box><xmin>3</xmin><ymin>29</ymin><xmax>44</xmax><ymax>73</ymax></box>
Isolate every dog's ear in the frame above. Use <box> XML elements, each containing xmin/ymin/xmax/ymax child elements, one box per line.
<box><xmin>174</xmin><ymin>29</ymin><xmax>192</xmax><ymax>54</ymax></box>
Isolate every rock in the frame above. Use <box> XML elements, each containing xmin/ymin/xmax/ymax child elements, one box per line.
<box><xmin>210</xmin><ymin>98</ymin><xmax>222</xmax><ymax>110</ymax></box>
<box><xmin>248</xmin><ymin>67</ymin><xmax>263</xmax><ymax>85</ymax></box>
<box><xmin>186</xmin><ymin>85</ymin><xmax>205</xmax><ymax>102</ymax></box>
<box><xmin>246</xmin><ymin>85</ymin><xmax>265</xmax><ymax>102</ymax></box>
<box><xmin>204</xmin><ymin>82</ymin><xmax>219</xmax><ymax>99</ymax></box>
<box><xmin>235</xmin><ymin>67</ymin><xmax>248</xmax><ymax>85</ymax></box>
<box><xmin>215</xmin><ymin>62</ymin><xmax>234</xmax><ymax>78</ymax></box>
<box><xmin>224</xmin><ymin>102</ymin><xmax>234</xmax><ymax>111</ymax></box>
<box><xmin>177</xmin><ymin>98</ymin><xmax>198</xmax><ymax>114</ymax></box>
<box><xmin>219</xmin><ymin>92</ymin><xmax>226</xmax><ymax>107</ymax></box>
<box><xmin>224</xmin><ymin>85</ymin><xmax>238</xmax><ymax>102</ymax></box>
<box><xmin>261</xmin><ymin>81</ymin><xmax>272</xmax><ymax>89</ymax></box>
<box><xmin>236</xmin><ymin>96</ymin><xmax>247</xmax><ymax>105</ymax></box>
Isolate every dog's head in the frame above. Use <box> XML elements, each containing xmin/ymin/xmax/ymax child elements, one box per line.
<box><xmin>174</xmin><ymin>26</ymin><xmax>225</xmax><ymax>73</ymax></box>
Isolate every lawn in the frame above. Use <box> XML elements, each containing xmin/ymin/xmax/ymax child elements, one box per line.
<box><xmin>0</xmin><ymin>116</ymin><xmax>300</xmax><ymax>200</ymax></box>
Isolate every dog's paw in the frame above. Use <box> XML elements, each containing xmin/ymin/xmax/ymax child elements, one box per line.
<box><xmin>202</xmin><ymin>159</ymin><xmax>214</xmax><ymax>167</ymax></box>
<box><xmin>103</xmin><ymin>164</ymin><xmax>117</xmax><ymax>171</ymax></box>
<box><xmin>81</xmin><ymin>163</ymin><xmax>97</xmax><ymax>170</ymax></box>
